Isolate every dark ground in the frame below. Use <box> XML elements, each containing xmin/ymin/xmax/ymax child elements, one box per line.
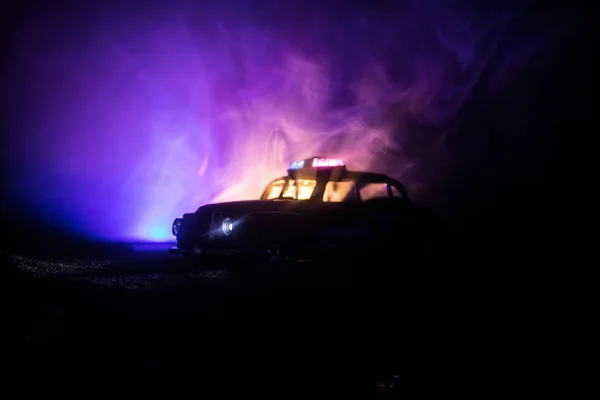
<box><xmin>5</xmin><ymin>240</ymin><xmax>457</xmax><ymax>396</ymax></box>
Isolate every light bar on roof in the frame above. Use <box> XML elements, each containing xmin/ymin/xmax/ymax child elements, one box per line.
<box><xmin>288</xmin><ymin>157</ymin><xmax>345</xmax><ymax>170</ymax></box>
<box><xmin>312</xmin><ymin>157</ymin><xmax>344</xmax><ymax>167</ymax></box>
<box><xmin>288</xmin><ymin>160</ymin><xmax>305</xmax><ymax>170</ymax></box>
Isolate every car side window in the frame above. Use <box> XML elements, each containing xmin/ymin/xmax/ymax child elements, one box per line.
<box><xmin>359</xmin><ymin>183</ymin><xmax>389</xmax><ymax>200</ymax></box>
<box><xmin>323</xmin><ymin>181</ymin><xmax>357</xmax><ymax>202</ymax></box>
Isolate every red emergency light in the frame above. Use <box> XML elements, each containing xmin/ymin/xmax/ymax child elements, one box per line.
<box><xmin>311</xmin><ymin>157</ymin><xmax>344</xmax><ymax>168</ymax></box>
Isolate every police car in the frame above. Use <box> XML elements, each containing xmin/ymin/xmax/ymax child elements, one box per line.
<box><xmin>170</xmin><ymin>157</ymin><xmax>445</xmax><ymax>266</ymax></box>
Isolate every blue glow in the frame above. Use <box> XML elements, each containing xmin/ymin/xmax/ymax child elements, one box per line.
<box><xmin>289</xmin><ymin>160</ymin><xmax>305</xmax><ymax>170</ymax></box>
<box><xmin>147</xmin><ymin>224</ymin><xmax>172</xmax><ymax>242</ymax></box>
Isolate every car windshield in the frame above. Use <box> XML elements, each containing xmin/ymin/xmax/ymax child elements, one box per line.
<box><xmin>264</xmin><ymin>179</ymin><xmax>286</xmax><ymax>199</ymax></box>
<box><xmin>281</xmin><ymin>179</ymin><xmax>316</xmax><ymax>200</ymax></box>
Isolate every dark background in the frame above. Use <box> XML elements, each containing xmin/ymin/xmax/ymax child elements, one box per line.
<box><xmin>1</xmin><ymin>0</ymin><xmax>594</xmax><ymax>252</ymax></box>
<box><xmin>2</xmin><ymin>0</ymin><xmax>596</xmax><ymax>394</ymax></box>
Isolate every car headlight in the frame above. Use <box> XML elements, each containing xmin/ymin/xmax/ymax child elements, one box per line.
<box><xmin>222</xmin><ymin>217</ymin><xmax>234</xmax><ymax>236</ymax></box>
<box><xmin>172</xmin><ymin>218</ymin><xmax>181</xmax><ymax>236</ymax></box>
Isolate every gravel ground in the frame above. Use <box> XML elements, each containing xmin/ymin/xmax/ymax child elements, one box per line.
<box><xmin>9</xmin><ymin>253</ymin><xmax>230</xmax><ymax>289</ymax></box>
<box><xmin>5</xmin><ymin>247</ymin><xmax>455</xmax><ymax>395</ymax></box>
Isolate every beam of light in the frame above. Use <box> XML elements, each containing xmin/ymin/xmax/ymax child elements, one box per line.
<box><xmin>6</xmin><ymin>0</ymin><xmax>565</xmax><ymax>242</ymax></box>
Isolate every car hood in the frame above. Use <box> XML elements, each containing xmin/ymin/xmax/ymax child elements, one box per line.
<box><xmin>196</xmin><ymin>199</ymin><xmax>338</xmax><ymax>216</ymax></box>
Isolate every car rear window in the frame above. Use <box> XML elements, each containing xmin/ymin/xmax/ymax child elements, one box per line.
<box><xmin>359</xmin><ymin>183</ymin><xmax>389</xmax><ymax>200</ymax></box>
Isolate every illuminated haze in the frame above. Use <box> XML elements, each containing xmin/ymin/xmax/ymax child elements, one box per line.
<box><xmin>7</xmin><ymin>0</ymin><xmax>570</xmax><ymax>241</ymax></box>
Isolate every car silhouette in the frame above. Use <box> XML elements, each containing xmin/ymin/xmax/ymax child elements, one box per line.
<box><xmin>170</xmin><ymin>156</ymin><xmax>446</xmax><ymax>271</ymax></box>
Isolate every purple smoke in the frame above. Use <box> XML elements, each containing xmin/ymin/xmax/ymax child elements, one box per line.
<box><xmin>7</xmin><ymin>0</ymin><xmax>569</xmax><ymax>241</ymax></box>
